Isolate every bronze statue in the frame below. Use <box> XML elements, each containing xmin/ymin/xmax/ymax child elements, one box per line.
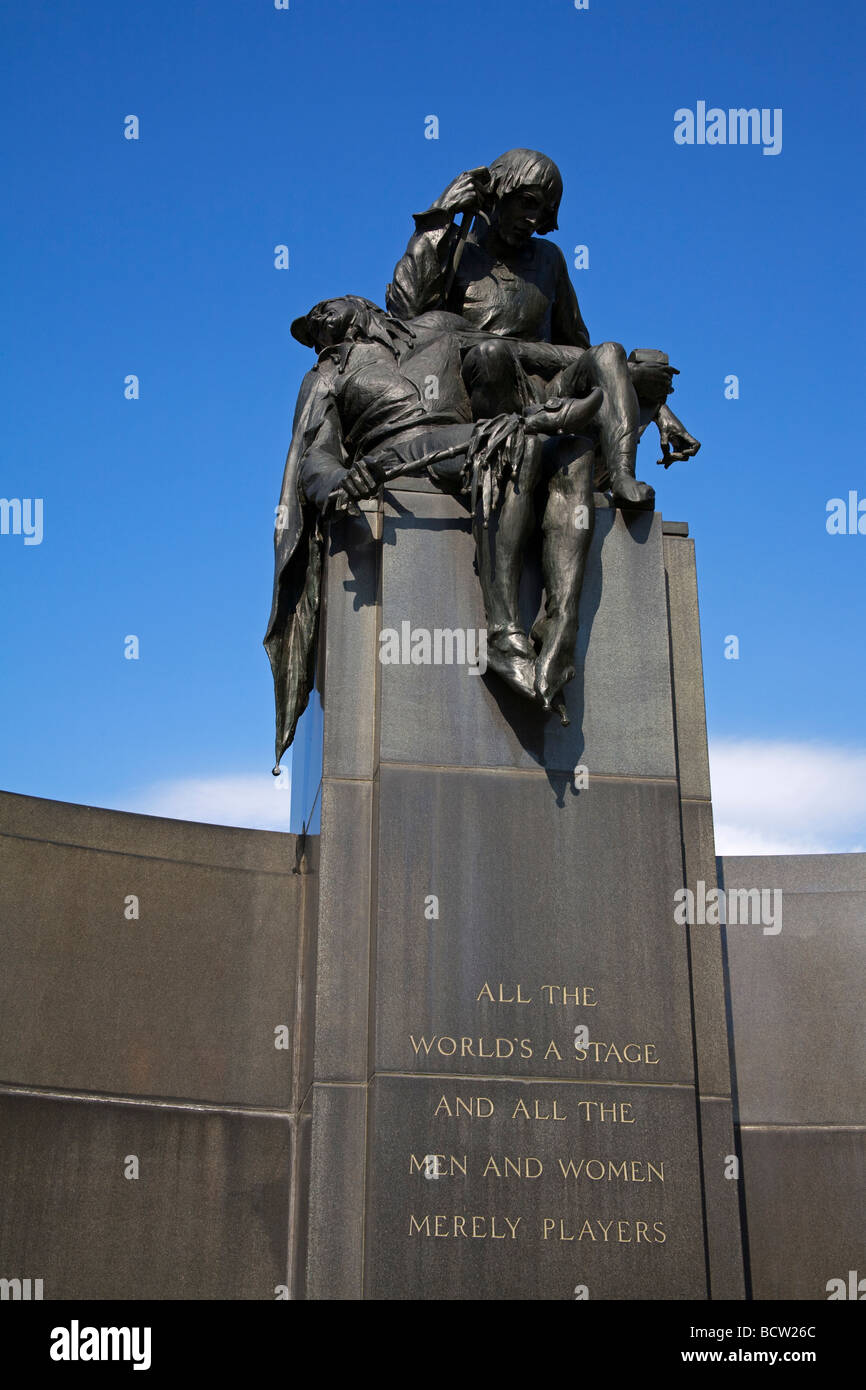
<box><xmin>265</xmin><ymin>150</ymin><xmax>701</xmax><ymax>769</ymax></box>
<box><xmin>387</xmin><ymin>149</ymin><xmax>699</xmax><ymax>705</ymax></box>
<box><xmin>263</xmin><ymin>295</ymin><xmax>602</xmax><ymax>764</ymax></box>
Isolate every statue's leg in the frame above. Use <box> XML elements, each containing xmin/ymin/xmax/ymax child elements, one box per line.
<box><xmin>462</xmin><ymin>341</ymin><xmax>539</xmax><ymax>662</ymax></box>
<box><xmin>560</xmin><ymin>343</ymin><xmax>654</xmax><ymax>509</ymax></box>
<box><xmin>472</xmin><ymin>437</ymin><xmax>542</xmax><ymax>670</ymax></box>
<box><xmin>462</xmin><ymin>338</ymin><xmax>530</xmax><ymax>420</ymax></box>
<box><xmin>534</xmin><ymin>435</ymin><xmax>596</xmax><ymax>711</ymax></box>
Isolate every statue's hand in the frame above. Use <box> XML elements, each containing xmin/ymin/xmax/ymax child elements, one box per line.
<box><xmin>334</xmin><ymin>457</ymin><xmax>385</xmax><ymax>505</ymax></box>
<box><xmin>656</xmin><ymin>404</ymin><xmax>701</xmax><ymax>466</ymax></box>
<box><xmin>628</xmin><ymin>359</ymin><xmax>678</xmax><ymax>406</ymax></box>
<box><xmin>432</xmin><ymin>167</ymin><xmax>491</xmax><ymax>216</ymax></box>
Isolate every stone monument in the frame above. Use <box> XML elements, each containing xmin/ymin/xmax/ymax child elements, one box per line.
<box><xmin>264</xmin><ymin>150</ymin><xmax>745</xmax><ymax>1299</ymax></box>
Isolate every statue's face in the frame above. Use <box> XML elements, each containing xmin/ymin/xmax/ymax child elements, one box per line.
<box><xmin>492</xmin><ymin>185</ymin><xmax>548</xmax><ymax>247</ymax></box>
<box><xmin>308</xmin><ymin>298</ymin><xmax>358</xmax><ymax>348</ymax></box>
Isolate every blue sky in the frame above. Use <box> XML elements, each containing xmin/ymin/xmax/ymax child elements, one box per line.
<box><xmin>1</xmin><ymin>0</ymin><xmax>864</xmax><ymax>852</ymax></box>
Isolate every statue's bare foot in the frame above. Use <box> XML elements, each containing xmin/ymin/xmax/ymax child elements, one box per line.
<box><xmin>524</xmin><ymin>388</ymin><xmax>603</xmax><ymax>437</ymax></box>
<box><xmin>535</xmin><ymin>616</ymin><xmax>577</xmax><ymax>712</ymax></box>
<box><xmin>610</xmin><ymin>473</ymin><xmax>655</xmax><ymax>510</ymax></box>
<box><xmin>485</xmin><ymin>646</ymin><xmax>539</xmax><ymax>703</ymax></box>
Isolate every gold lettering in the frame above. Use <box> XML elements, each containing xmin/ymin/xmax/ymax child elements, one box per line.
<box><xmin>512</xmin><ymin>1100</ymin><xmax>530</xmax><ymax>1120</ymax></box>
<box><xmin>544</xmin><ymin>1041</ymin><xmax>562</xmax><ymax>1060</ymax></box>
<box><xmin>574</xmin><ymin>1100</ymin><xmax>636</xmax><ymax>1122</ymax></box>
<box><xmin>574</xmin><ymin>1041</ymin><xmax>661</xmax><ymax>1065</ymax></box>
<box><xmin>540</xmin><ymin>985</ymin><xmax>597</xmax><ymax>1005</ymax></box>
<box><xmin>433</xmin><ymin>1096</ymin><xmax>452</xmax><ymax>1117</ymax></box>
<box><xmin>476</xmin><ymin>982</ymin><xmax>495</xmax><ymax>1002</ymax></box>
<box><xmin>482</xmin><ymin>1156</ymin><xmax>501</xmax><ymax>1177</ymax></box>
<box><xmin>409</xmin><ymin>1215</ymin><xmax>430</xmax><ymax>1236</ymax></box>
<box><xmin>647</xmin><ymin>1161</ymin><xmax>665</xmax><ymax>1182</ymax></box>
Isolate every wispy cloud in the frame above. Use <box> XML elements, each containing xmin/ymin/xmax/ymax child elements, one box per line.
<box><xmin>118</xmin><ymin>741</ymin><xmax>866</xmax><ymax>856</ymax></box>
<box><xmin>126</xmin><ymin>773</ymin><xmax>291</xmax><ymax>832</ymax></box>
<box><xmin>709</xmin><ymin>739</ymin><xmax>866</xmax><ymax>855</ymax></box>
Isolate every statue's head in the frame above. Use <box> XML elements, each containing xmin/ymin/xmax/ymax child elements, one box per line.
<box><xmin>292</xmin><ymin>295</ymin><xmax>413</xmax><ymax>356</ymax></box>
<box><xmin>485</xmin><ymin>148</ymin><xmax>563</xmax><ymax>245</ymax></box>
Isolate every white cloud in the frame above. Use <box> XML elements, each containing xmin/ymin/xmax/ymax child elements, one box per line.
<box><xmin>709</xmin><ymin>739</ymin><xmax>866</xmax><ymax>856</ymax></box>
<box><xmin>117</xmin><ymin>742</ymin><xmax>866</xmax><ymax>855</ymax></box>
<box><xmin>126</xmin><ymin>773</ymin><xmax>291</xmax><ymax>832</ymax></box>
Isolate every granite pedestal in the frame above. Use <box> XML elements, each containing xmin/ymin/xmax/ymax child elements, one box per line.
<box><xmin>299</xmin><ymin>481</ymin><xmax>745</xmax><ymax>1300</ymax></box>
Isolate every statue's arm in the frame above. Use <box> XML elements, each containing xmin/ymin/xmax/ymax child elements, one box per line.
<box><xmin>386</xmin><ymin>167</ymin><xmax>489</xmax><ymax>318</ymax></box>
<box><xmin>386</xmin><ymin>210</ymin><xmax>461</xmax><ymax>318</ymax></box>
<box><xmin>550</xmin><ymin>246</ymin><xmax>591</xmax><ymax>350</ymax></box>
<box><xmin>278</xmin><ymin>368</ymin><xmax>350</xmax><ymax>514</ymax></box>
<box><xmin>297</xmin><ymin>392</ymin><xmax>351</xmax><ymax>512</ymax></box>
